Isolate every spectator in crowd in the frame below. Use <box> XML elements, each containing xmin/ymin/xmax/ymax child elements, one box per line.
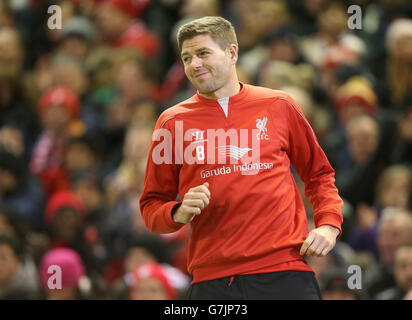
<box><xmin>391</xmin><ymin>107</ymin><xmax>412</xmax><ymax>165</ymax></box>
<box><xmin>43</xmin><ymin>189</ymin><xmax>106</xmax><ymax>295</ymax></box>
<box><xmin>0</xmin><ymin>233</ymin><xmax>41</xmax><ymax>299</ymax></box>
<box><xmin>94</xmin><ymin>0</ymin><xmax>160</xmax><ymax>58</ymax></box>
<box><xmin>39</xmin><ymin>247</ymin><xmax>91</xmax><ymax>300</ymax></box>
<box><xmin>63</xmin><ymin>135</ymin><xmax>103</xmax><ymax>179</ymax></box>
<box><xmin>348</xmin><ymin>165</ymin><xmax>412</xmax><ymax>258</ymax></box>
<box><xmin>299</xmin><ymin>1</ymin><xmax>365</xmax><ymax>69</ymax></box>
<box><xmin>104</xmin><ymin>124</ymin><xmax>154</xmax><ymax>235</ymax></box>
<box><xmin>0</xmin><ymin>147</ymin><xmax>45</xmax><ymax>231</ymax></box>
<box><xmin>376</xmin><ymin>243</ymin><xmax>412</xmax><ymax>299</ymax></box>
<box><xmin>110</xmin><ymin>233</ymin><xmax>189</xmax><ymax>299</ymax></box>
<box><xmin>125</xmin><ymin>261</ymin><xmax>178</xmax><ymax>300</ymax></box>
<box><xmin>0</xmin><ymin>26</ymin><xmax>40</xmax><ymax>154</ymax></box>
<box><xmin>319</xmin><ymin>267</ymin><xmax>362</xmax><ymax>300</ymax></box>
<box><xmin>57</xmin><ymin>16</ymin><xmax>97</xmax><ymax>62</ymax></box>
<box><xmin>0</xmin><ymin>206</ymin><xmax>46</xmax><ymax>284</ymax></box>
<box><xmin>30</xmin><ymin>85</ymin><xmax>84</xmax><ymax>196</ymax></box>
<box><xmin>382</xmin><ymin>18</ymin><xmax>412</xmax><ymax>110</ymax></box>
<box><xmin>335</xmin><ymin>114</ymin><xmax>382</xmax><ymax>208</ymax></box>
<box><xmin>0</xmin><ymin>125</ymin><xmax>26</xmax><ymax>159</ymax></box>
<box><xmin>364</xmin><ymin>208</ymin><xmax>412</xmax><ymax>299</ymax></box>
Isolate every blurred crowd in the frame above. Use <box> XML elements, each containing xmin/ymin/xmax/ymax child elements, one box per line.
<box><xmin>1</xmin><ymin>0</ymin><xmax>412</xmax><ymax>300</ymax></box>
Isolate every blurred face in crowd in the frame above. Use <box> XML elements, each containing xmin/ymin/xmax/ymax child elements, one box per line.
<box><xmin>95</xmin><ymin>5</ymin><xmax>129</xmax><ymax>42</ymax></box>
<box><xmin>64</xmin><ymin>142</ymin><xmax>97</xmax><ymax>173</ymax></box>
<box><xmin>0</xmin><ymin>27</ymin><xmax>23</xmax><ymax>73</ymax></box>
<box><xmin>52</xmin><ymin>61</ymin><xmax>88</xmax><ymax>96</ymax></box>
<box><xmin>41</xmin><ymin>105</ymin><xmax>71</xmax><ymax>133</ymax></box>
<box><xmin>73</xmin><ymin>179</ymin><xmax>102</xmax><ymax>213</ymax></box>
<box><xmin>50</xmin><ymin>208</ymin><xmax>82</xmax><ymax>243</ymax></box>
<box><xmin>317</xmin><ymin>2</ymin><xmax>346</xmax><ymax>39</ymax></box>
<box><xmin>181</xmin><ymin>34</ymin><xmax>238</xmax><ymax>98</ymax></box>
<box><xmin>379</xmin><ymin>176</ymin><xmax>410</xmax><ymax>209</ymax></box>
<box><xmin>0</xmin><ymin>168</ymin><xmax>17</xmax><ymax>195</ymax></box>
<box><xmin>125</xmin><ymin>247</ymin><xmax>155</xmax><ymax>273</ymax></box>
<box><xmin>129</xmin><ymin>277</ymin><xmax>169</xmax><ymax>300</ymax></box>
<box><xmin>124</xmin><ymin>126</ymin><xmax>153</xmax><ymax>164</ymax></box>
<box><xmin>378</xmin><ymin>213</ymin><xmax>412</xmax><ymax>267</ymax></box>
<box><xmin>0</xmin><ymin>125</ymin><xmax>25</xmax><ymax>157</ymax></box>
<box><xmin>269</xmin><ymin>38</ymin><xmax>299</xmax><ymax>64</ymax></box>
<box><xmin>59</xmin><ymin>36</ymin><xmax>89</xmax><ymax>61</ymax></box>
<box><xmin>255</xmin><ymin>0</ymin><xmax>290</xmax><ymax>39</ymax></box>
<box><xmin>0</xmin><ymin>243</ymin><xmax>20</xmax><ymax>288</ymax></box>
<box><xmin>345</xmin><ymin>115</ymin><xmax>379</xmax><ymax>165</ymax></box>
<box><xmin>130</xmin><ymin>102</ymin><xmax>157</xmax><ymax>126</ymax></box>
<box><xmin>0</xmin><ymin>214</ymin><xmax>15</xmax><ymax>236</ymax></box>
<box><xmin>116</xmin><ymin>60</ymin><xmax>151</xmax><ymax>102</ymax></box>
<box><xmin>394</xmin><ymin>247</ymin><xmax>412</xmax><ymax>293</ymax></box>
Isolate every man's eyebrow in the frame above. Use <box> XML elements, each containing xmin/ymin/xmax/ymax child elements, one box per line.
<box><xmin>181</xmin><ymin>47</ymin><xmax>212</xmax><ymax>57</ymax></box>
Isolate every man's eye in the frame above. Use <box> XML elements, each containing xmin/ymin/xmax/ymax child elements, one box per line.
<box><xmin>199</xmin><ymin>51</ymin><xmax>209</xmax><ymax>56</ymax></box>
<box><xmin>183</xmin><ymin>57</ymin><xmax>190</xmax><ymax>63</ymax></box>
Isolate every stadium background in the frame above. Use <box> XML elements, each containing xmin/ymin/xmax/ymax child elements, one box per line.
<box><xmin>1</xmin><ymin>0</ymin><xmax>412</xmax><ymax>300</ymax></box>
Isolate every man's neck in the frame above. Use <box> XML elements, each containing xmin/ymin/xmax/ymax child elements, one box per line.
<box><xmin>199</xmin><ymin>80</ymin><xmax>241</xmax><ymax>100</ymax></box>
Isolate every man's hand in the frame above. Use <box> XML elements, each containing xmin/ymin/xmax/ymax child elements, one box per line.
<box><xmin>173</xmin><ymin>182</ymin><xmax>211</xmax><ymax>224</ymax></box>
<box><xmin>299</xmin><ymin>225</ymin><xmax>340</xmax><ymax>257</ymax></box>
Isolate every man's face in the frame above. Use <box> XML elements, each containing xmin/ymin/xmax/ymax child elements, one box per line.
<box><xmin>378</xmin><ymin>217</ymin><xmax>412</xmax><ymax>266</ymax></box>
<box><xmin>50</xmin><ymin>208</ymin><xmax>82</xmax><ymax>243</ymax></box>
<box><xmin>394</xmin><ymin>248</ymin><xmax>412</xmax><ymax>292</ymax></box>
<box><xmin>181</xmin><ymin>34</ymin><xmax>236</xmax><ymax>95</ymax></box>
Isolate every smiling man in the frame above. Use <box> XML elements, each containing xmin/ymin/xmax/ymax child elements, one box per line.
<box><xmin>139</xmin><ymin>16</ymin><xmax>343</xmax><ymax>300</ymax></box>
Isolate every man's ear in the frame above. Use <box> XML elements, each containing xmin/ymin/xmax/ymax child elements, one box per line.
<box><xmin>227</xmin><ymin>44</ymin><xmax>238</xmax><ymax>65</ymax></box>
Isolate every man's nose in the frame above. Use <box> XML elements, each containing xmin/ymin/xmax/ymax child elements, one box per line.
<box><xmin>190</xmin><ymin>55</ymin><xmax>203</xmax><ymax>69</ymax></box>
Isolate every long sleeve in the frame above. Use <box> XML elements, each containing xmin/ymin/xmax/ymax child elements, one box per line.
<box><xmin>139</xmin><ymin>115</ymin><xmax>184</xmax><ymax>234</ymax></box>
<box><xmin>278</xmin><ymin>97</ymin><xmax>344</xmax><ymax>234</ymax></box>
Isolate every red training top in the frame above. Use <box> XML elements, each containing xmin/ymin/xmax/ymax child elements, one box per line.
<box><xmin>140</xmin><ymin>83</ymin><xmax>343</xmax><ymax>284</ymax></box>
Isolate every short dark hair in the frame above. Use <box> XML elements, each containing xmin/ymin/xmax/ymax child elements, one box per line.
<box><xmin>177</xmin><ymin>16</ymin><xmax>238</xmax><ymax>52</ymax></box>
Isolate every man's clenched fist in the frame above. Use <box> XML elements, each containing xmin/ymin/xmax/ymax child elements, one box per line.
<box><xmin>299</xmin><ymin>225</ymin><xmax>340</xmax><ymax>257</ymax></box>
<box><xmin>172</xmin><ymin>182</ymin><xmax>211</xmax><ymax>224</ymax></box>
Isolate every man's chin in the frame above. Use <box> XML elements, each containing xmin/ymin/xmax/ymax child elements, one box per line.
<box><xmin>196</xmin><ymin>83</ymin><xmax>217</xmax><ymax>95</ymax></box>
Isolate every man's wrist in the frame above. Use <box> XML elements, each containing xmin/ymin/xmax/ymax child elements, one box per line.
<box><xmin>320</xmin><ymin>224</ymin><xmax>340</xmax><ymax>237</ymax></box>
<box><xmin>172</xmin><ymin>204</ymin><xmax>184</xmax><ymax>224</ymax></box>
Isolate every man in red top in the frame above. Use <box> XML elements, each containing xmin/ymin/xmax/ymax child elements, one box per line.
<box><xmin>139</xmin><ymin>16</ymin><xmax>343</xmax><ymax>299</ymax></box>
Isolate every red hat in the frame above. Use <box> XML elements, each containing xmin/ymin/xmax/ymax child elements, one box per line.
<box><xmin>127</xmin><ymin>262</ymin><xmax>177</xmax><ymax>300</ymax></box>
<box><xmin>99</xmin><ymin>0</ymin><xmax>152</xmax><ymax>18</ymax></box>
<box><xmin>44</xmin><ymin>190</ymin><xmax>86</xmax><ymax>225</ymax></box>
<box><xmin>38</xmin><ymin>86</ymin><xmax>80</xmax><ymax>119</ymax></box>
<box><xmin>39</xmin><ymin>248</ymin><xmax>86</xmax><ymax>289</ymax></box>
<box><xmin>115</xmin><ymin>20</ymin><xmax>161</xmax><ymax>57</ymax></box>
<box><xmin>335</xmin><ymin>76</ymin><xmax>377</xmax><ymax>115</ymax></box>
